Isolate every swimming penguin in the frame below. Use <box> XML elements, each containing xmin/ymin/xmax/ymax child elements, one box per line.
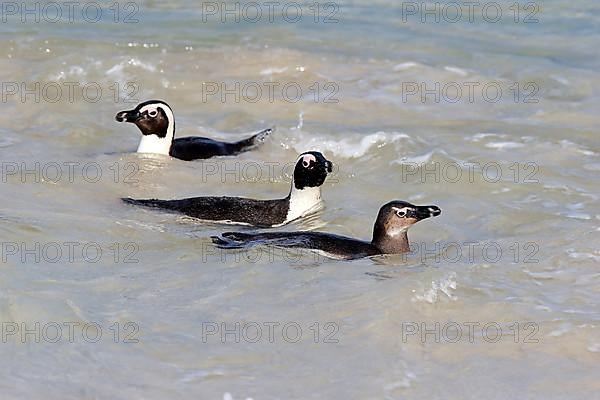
<box><xmin>115</xmin><ymin>100</ymin><xmax>272</xmax><ymax>161</ymax></box>
<box><xmin>212</xmin><ymin>201</ymin><xmax>441</xmax><ymax>260</ymax></box>
<box><xmin>122</xmin><ymin>151</ymin><xmax>333</xmax><ymax>227</ymax></box>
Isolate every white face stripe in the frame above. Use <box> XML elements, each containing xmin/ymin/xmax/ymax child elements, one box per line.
<box><xmin>139</xmin><ymin>103</ymin><xmax>174</xmax><ymax>122</ymax></box>
<box><xmin>298</xmin><ymin>153</ymin><xmax>317</xmax><ymax>167</ymax></box>
<box><xmin>139</xmin><ymin>104</ymin><xmax>155</xmax><ymax>112</ymax></box>
<box><xmin>388</xmin><ymin>206</ymin><xmax>414</xmax><ymax>237</ymax></box>
<box><xmin>392</xmin><ymin>206</ymin><xmax>411</xmax><ymax>216</ymax></box>
<box><xmin>139</xmin><ymin>104</ymin><xmax>159</xmax><ymax>116</ymax></box>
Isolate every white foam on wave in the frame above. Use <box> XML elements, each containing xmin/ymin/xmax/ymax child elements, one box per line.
<box><xmin>106</xmin><ymin>58</ymin><xmax>157</xmax><ymax>83</ymax></box>
<box><xmin>562</xmin><ymin>212</ymin><xmax>592</xmax><ymax>220</ymax></box>
<box><xmin>583</xmin><ymin>163</ymin><xmax>600</xmax><ymax>171</ymax></box>
<box><xmin>393</xmin><ymin>149</ymin><xmax>440</xmax><ymax>165</ymax></box>
<box><xmin>412</xmin><ymin>272</ymin><xmax>457</xmax><ymax>304</ymax></box>
<box><xmin>588</xmin><ymin>343</ymin><xmax>600</xmax><ymax>353</ymax></box>
<box><xmin>485</xmin><ymin>142</ymin><xmax>525</xmax><ymax>150</ymax></box>
<box><xmin>0</xmin><ymin>130</ymin><xmax>18</xmax><ymax>148</ymax></box>
<box><xmin>69</xmin><ymin>66</ymin><xmax>86</xmax><ymax>76</ymax></box>
<box><xmin>384</xmin><ymin>370</ymin><xmax>417</xmax><ymax>392</ymax></box>
<box><xmin>294</xmin><ymin>111</ymin><xmax>304</xmax><ymax>130</ymax></box>
<box><xmin>179</xmin><ymin>370</ymin><xmax>225</xmax><ymax>383</ymax></box>
<box><xmin>550</xmin><ymin>75</ymin><xmax>571</xmax><ymax>86</ymax></box>
<box><xmin>392</xmin><ymin>148</ymin><xmax>467</xmax><ymax>166</ymax></box>
<box><xmin>467</xmin><ymin>133</ymin><xmax>505</xmax><ymax>142</ymax></box>
<box><xmin>547</xmin><ymin>323</ymin><xmax>572</xmax><ymax>337</ymax></box>
<box><xmin>49</xmin><ymin>64</ymin><xmax>90</xmax><ymax>81</ymax></box>
<box><xmin>393</xmin><ymin>62</ymin><xmax>421</xmax><ymax>71</ymax></box>
<box><xmin>559</xmin><ymin>140</ymin><xmax>597</xmax><ymax>156</ymax></box>
<box><xmin>223</xmin><ymin>393</ymin><xmax>253</xmax><ymax>400</ymax></box>
<box><xmin>566</xmin><ymin>249</ymin><xmax>600</xmax><ymax>262</ymax></box>
<box><xmin>287</xmin><ymin>131</ymin><xmax>410</xmax><ymax>159</ymax></box>
<box><xmin>444</xmin><ymin>65</ymin><xmax>469</xmax><ymax>77</ymax></box>
<box><xmin>260</xmin><ymin>67</ymin><xmax>288</xmax><ymax>75</ymax></box>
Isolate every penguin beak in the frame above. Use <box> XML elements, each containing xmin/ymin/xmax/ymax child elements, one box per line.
<box><xmin>413</xmin><ymin>205</ymin><xmax>441</xmax><ymax>221</ymax></box>
<box><xmin>325</xmin><ymin>159</ymin><xmax>333</xmax><ymax>173</ymax></box>
<box><xmin>115</xmin><ymin>109</ymin><xmax>141</xmax><ymax>123</ymax></box>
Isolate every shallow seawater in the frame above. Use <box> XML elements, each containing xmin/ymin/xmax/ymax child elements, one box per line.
<box><xmin>1</xmin><ymin>1</ymin><xmax>599</xmax><ymax>399</ymax></box>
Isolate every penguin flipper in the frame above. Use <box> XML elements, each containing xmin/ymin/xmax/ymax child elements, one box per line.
<box><xmin>121</xmin><ymin>197</ymin><xmax>168</xmax><ymax>208</ymax></box>
<box><xmin>211</xmin><ymin>232</ymin><xmax>255</xmax><ymax>248</ymax></box>
<box><xmin>230</xmin><ymin>127</ymin><xmax>273</xmax><ymax>153</ymax></box>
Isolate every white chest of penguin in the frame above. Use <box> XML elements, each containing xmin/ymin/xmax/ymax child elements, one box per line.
<box><xmin>285</xmin><ymin>186</ymin><xmax>323</xmax><ymax>223</ymax></box>
<box><xmin>137</xmin><ymin>134</ymin><xmax>172</xmax><ymax>155</ymax></box>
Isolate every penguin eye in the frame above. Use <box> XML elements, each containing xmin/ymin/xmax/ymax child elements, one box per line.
<box><xmin>148</xmin><ymin>110</ymin><xmax>158</xmax><ymax>117</ymax></box>
<box><xmin>395</xmin><ymin>208</ymin><xmax>409</xmax><ymax>218</ymax></box>
<box><xmin>302</xmin><ymin>160</ymin><xmax>311</xmax><ymax>168</ymax></box>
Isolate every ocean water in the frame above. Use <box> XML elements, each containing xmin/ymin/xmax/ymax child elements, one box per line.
<box><xmin>1</xmin><ymin>1</ymin><xmax>599</xmax><ymax>399</ymax></box>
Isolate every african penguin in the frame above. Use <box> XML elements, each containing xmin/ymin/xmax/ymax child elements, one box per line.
<box><xmin>122</xmin><ymin>151</ymin><xmax>333</xmax><ymax>227</ymax></box>
<box><xmin>115</xmin><ymin>100</ymin><xmax>272</xmax><ymax>161</ymax></box>
<box><xmin>212</xmin><ymin>201</ymin><xmax>441</xmax><ymax>260</ymax></box>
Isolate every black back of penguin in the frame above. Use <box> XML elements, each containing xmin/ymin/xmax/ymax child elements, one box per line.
<box><xmin>214</xmin><ymin>231</ymin><xmax>378</xmax><ymax>260</ymax></box>
<box><xmin>170</xmin><ymin>128</ymin><xmax>273</xmax><ymax>161</ymax></box>
<box><xmin>124</xmin><ymin>196</ymin><xmax>291</xmax><ymax>227</ymax></box>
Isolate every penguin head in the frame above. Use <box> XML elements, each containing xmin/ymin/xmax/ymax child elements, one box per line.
<box><xmin>116</xmin><ymin>100</ymin><xmax>175</xmax><ymax>141</ymax></box>
<box><xmin>373</xmin><ymin>200</ymin><xmax>441</xmax><ymax>238</ymax></box>
<box><xmin>292</xmin><ymin>151</ymin><xmax>333</xmax><ymax>190</ymax></box>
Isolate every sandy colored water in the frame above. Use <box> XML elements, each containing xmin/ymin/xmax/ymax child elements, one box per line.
<box><xmin>0</xmin><ymin>1</ymin><xmax>599</xmax><ymax>399</ymax></box>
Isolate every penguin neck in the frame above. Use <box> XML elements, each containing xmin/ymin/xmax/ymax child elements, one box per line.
<box><xmin>137</xmin><ymin>134</ymin><xmax>172</xmax><ymax>155</ymax></box>
<box><xmin>137</xmin><ymin>109</ymin><xmax>176</xmax><ymax>155</ymax></box>
<box><xmin>285</xmin><ymin>182</ymin><xmax>323</xmax><ymax>222</ymax></box>
<box><xmin>372</xmin><ymin>227</ymin><xmax>410</xmax><ymax>254</ymax></box>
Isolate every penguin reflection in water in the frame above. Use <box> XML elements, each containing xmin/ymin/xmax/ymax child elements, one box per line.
<box><xmin>123</xmin><ymin>152</ymin><xmax>333</xmax><ymax>228</ymax></box>
<box><xmin>212</xmin><ymin>201</ymin><xmax>441</xmax><ymax>260</ymax></box>
<box><xmin>116</xmin><ymin>100</ymin><xmax>272</xmax><ymax>161</ymax></box>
